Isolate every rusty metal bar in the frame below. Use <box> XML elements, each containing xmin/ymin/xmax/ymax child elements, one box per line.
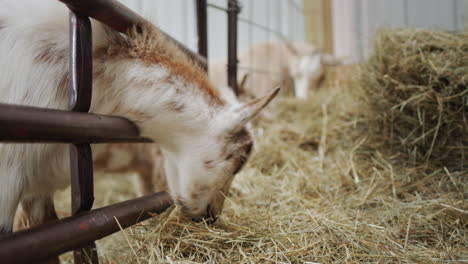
<box><xmin>68</xmin><ymin>11</ymin><xmax>98</xmax><ymax>263</ymax></box>
<box><xmin>196</xmin><ymin>0</ymin><xmax>208</xmax><ymax>62</ymax></box>
<box><xmin>0</xmin><ymin>103</ymin><xmax>151</xmax><ymax>143</ymax></box>
<box><xmin>227</xmin><ymin>0</ymin><xmax>240</xmax><ymax>95</ymax></box>
<box><xmin>0</xmin><ymin>192</ymin><xmax>173</xmax><ymax>264</ymax></box>
<box><xmin>57</xmin><ymin>0</ymin><xmax>207</xmax><ymax>70</ymax></box>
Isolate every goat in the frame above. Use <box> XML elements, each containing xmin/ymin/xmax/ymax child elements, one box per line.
<box><xmin>13</xmin><ymin>80</ymin><xmax>247</xmax><ymax>232</ymax></box>
<box><xmin>0</xmin><ymin>0</ymin><xmax>278</xmax><ymax>236</ymax></box>
<box><xmin>210</xmin><ymin>42</ymin><xmax>343</xmax><ymax>101</ymax></box>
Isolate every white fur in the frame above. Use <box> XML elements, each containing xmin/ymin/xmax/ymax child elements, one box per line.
<box><xmin>292</xmin><ymin>53</ymin><xmax>323</xmax><ymax>99</ymax></box>
<box><xmin>0</xmin><ymin>0</ymin><xmax>275</xmax><ymax>229</ymax></box>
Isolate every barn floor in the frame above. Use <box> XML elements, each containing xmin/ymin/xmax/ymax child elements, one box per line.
<box><xmin>55</xmin><ymin>75</ymin><xmax>466</xmax><ymax>263</ymax></box>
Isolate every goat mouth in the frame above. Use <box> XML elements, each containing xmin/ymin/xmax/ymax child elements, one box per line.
<box><xmin>189</xmin><ymin>205</ymin><xmax>218</xmax><ymax>224</ymax></box>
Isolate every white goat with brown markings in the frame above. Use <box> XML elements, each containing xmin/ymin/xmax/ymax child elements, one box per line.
<box><xmin>0</xmin><ymin>0</ymin><xmax>278</xmax><ymax>235</ymax></box>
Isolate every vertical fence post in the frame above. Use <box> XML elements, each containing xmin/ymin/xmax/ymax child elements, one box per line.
<box><xmin>227</xmin><ymin>0</ymin><xmax>240</xmax><ymax>95</ymax></box>
<box><xmin>68</xmin><ymin>10</ymin><xmax>99</xmax><ymax>264</ymax></box>
<box><xmin>196</xmin><ymin>0</ymin><xmax>208</xmax><ymax>70</ymax></box>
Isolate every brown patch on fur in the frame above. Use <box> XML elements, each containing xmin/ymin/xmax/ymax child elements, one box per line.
<box><xmin>34</xmin><ymin>49</ymin><xmax>52</xmax><ymax>63</ymax></box>
<box><xmin>58</xmin><ymin>74</ymin><xmax>69</xmax><ymax>91</ymax></box>
<box><xmin>95</xmin><ymin>24</ymin><xmax>225</xmax><ymax>107</ymax></box>
<box><xmin>93</xmin><ymin>67</ymin><xmax>105</xmax><ymax>80</ymax></box>
<box><xmin>233</xmin><ymin>140</ymin><xmax>253</xmax><ymax>174</ymax></box>
<box><xmin>93</xmin><ymin>47</ymin><xmax>109</xmax><ymax>60</ymax></box>
<box><xmin>315</xmin><ymin>74</ymin><xmax>326</xmax><ymax>89</ymax></box>
<box><xmin>222</xmin><ymin>128</ymin><xmax>254</xmax><ymax>175</ymax></box>
<box><xmin>34</xmin><ymin>43</ymin><xmax>66</xmax><ymax>64</ymax></box>
<box><xmin>204</xmin><ymin>160</ymin><xmax>214</xmax><ymax>169</ymax></box>
<box><xmin>93</xmin><ymin>143</ymin><xmax>167</xmax><ymax>196</ymax></box>
<box><xmin>93</xmin><ymin>145</ymin><xmax>112</xmax><ymax>170</ymax></box>
<box><xmin>93</xmin><ymin>65</ymin><xmax>115</xmax><ymax>98</ymax></box>
<box><xmin>314</xmin><ymin>67</ymin><xmax>326</xmax><ymax>89</ymax></box>
<box><xmin>101</xmin><ymin>90</ymin><xmax>152</xmax><ymax>122</ymax></box>
<box><xmin>14</xmin><ymin>196</ymin><xmax>58</xmax><ymax>232</ymax></box>
<box><xmin>191</xmin><ymin>192</ymin><xmax>201</xmax><ymax>200</ymax></box>
<box><xmin>55</xmin><ymin>74</ymin><xmax>70</xmax><ymax>102</ymax></box>
<box><xmin>193</xmin><ymin>184</ymin><xmax>210</xmax><ymax>193</ymax></box>
<box><xmin>126</xmin><ymin>109</ymin><xmax>152</xmax><ymax>123</ymax></box>
<box><xmin>110</xmin><ymin>102</ymin><xmax>123</xmax><ymax>113</ymax></box>
<box><xmin>161</xmin><ymin>75</ymin><xmax>177</xmax><ymax>87</ymax></box>
<box><xmin>133</xmin><ymin>78</ymin><xmax>156</xmax><ymax>88</ymax></box>
<box><xmin>167</xmin><ymin>101</ymin><xmax>185</xmax><ymax>112</ymax></box>
<box><xmin>94</xmin><ymin>144</ymin><xmax>155</xmax><ymax>175</ymax></box>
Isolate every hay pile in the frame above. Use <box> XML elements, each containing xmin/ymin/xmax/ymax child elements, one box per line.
<box><xmin>56</xmin><ymin>29</ymin><xmax>467</xmax><ymax>264</ymax></box>
<box><xmin>357</xmin><ymin>28</ymin><xmax>468</xmax><ymax>171</ymax></box>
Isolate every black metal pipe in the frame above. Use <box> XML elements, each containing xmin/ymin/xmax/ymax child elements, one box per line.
<box><xmin>196</xmin><ymin>0</ymin><xmax>208</xmax><ymax>64</ymax></box>
<box><xmin>0</xmin><ymin>103</ymin><xmax>152</xmax><ymax>144</ymax></box>
<box><xmin>57</xmin><ymin>0</ymin><xmax>207</xmax><ymax>70</ymax></box>
<box><xmin>0</xmin><ymin>192</ymin><xmax>173</xmax><ymax>264</ymax></box>
<box><xmin>70</xmin><ymin>143</ymin><xmax>97</xmax><ymax>263</ymax></box>
<box><xmin>68</xmin><ymin>11</ymin><xmax>98</xmax><ymax>263</ymax></box>
<box><xmin>227</xmin><ymin>0</ymin><xmax>240</xmax><ymax>95</ymax></box>
<box><xmin>69</xmin><ymin>11</ymin><xmax>93</xmax><ymax>113</ymax></box>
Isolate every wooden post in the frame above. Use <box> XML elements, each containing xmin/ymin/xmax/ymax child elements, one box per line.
<box><xmin>303</xmin><ymin>0</ymin><xmax>334</xmax><ymax>54</ymax></box>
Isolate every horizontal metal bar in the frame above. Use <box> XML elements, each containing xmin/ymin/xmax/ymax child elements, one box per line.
<box><xmin>0</xmin><ymin>103</ymin><xmax>152</xmax><ymax>143</ymax></box>
<box><xmin>57</xmin><ymin>0</ymin><xmax>207</xmax><ymax>70</ymax></box>
<box><xmin>0</xmin><ymin>192</ymin><xmax>173</xmax><ymax>264</ymax></box>
<box><xmin>207</xmin><ymin>3</ymin><xmax>228</xmax><ymax>12</ymax></box>
<box><xmin>238</xmin><ymin>17</ymin><xmax>287</xmax><ymax>41</ymax></box>
<box><xmin>288</xmin><ymin>0</ymin><xmax>304</xmax><ymax>14</ymax></box>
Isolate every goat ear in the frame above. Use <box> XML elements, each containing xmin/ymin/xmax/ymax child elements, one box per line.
<box><xmin>238</xmin><ymin>73</ymin><xmax>249</xmax><ymax>96</ymax></box>
<box><xmin>226</xmin><ymin>88</ymin><xmax>280</xmax><ymax>133</ymax></box>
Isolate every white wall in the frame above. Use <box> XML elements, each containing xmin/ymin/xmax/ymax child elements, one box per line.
<box><xmin>332</xmin><ymin>0</ymin><xmax>467</xmax><ymax>61</ymax></box>
<box><xmin>117</xmin><ymin>0</ymin><xmax>305</xmax><ymax>62</ymax></box>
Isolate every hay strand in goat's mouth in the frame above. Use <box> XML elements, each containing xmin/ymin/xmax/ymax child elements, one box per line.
<box><xmin>55</xmin><ymin>28</ymin><xmax>467</xmax><ymax>264</ymax></box>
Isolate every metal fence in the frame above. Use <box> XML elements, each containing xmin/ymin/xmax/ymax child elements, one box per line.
<box><xmin>0</xmin><ymin>0</ymin><xmax>233</xmax><ymax>263</ymax></box>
